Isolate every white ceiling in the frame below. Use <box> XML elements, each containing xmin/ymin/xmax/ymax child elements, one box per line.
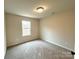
<box><xmin>5</xmin><ymin>0</ymin><xmax>75</xmax><ymax>18</ymax></box>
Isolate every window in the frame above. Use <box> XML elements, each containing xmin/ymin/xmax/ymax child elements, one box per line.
<box><xmin>22</xmin><ymin>20</ymin><xmax>31</xmax><ymax>36</ymax></box>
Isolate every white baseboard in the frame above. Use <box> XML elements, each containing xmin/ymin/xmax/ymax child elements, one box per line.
<box><xmin>43</xmin><ymin>39</ymin><xmax>74</xmax><ymax>52</ymax></box>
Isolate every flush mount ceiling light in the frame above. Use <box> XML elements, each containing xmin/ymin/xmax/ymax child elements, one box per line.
<box><xmin>34</xmin><ymin>6</ymin><xmax>46</xmax><ymax>13</ymax></box>
<box><xmin>36</xmin><ymin>7</ymin><xmax>44</xmax><ymax>13</ymax></box>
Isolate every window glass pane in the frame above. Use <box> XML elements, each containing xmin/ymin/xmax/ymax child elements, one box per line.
<box><xmin>22</xmin><ymin>29</ymin><xmax>31</xmax><ymax>36</ymax></box>
<box><xmin>22</xmin><ymin>20</ymin><xmax>31</xmax><ymax>28</ymax></box>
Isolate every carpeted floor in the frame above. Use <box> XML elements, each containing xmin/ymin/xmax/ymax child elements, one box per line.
<box><xmin>5</xmin><ymin>40</ymin><xmax>74</xmax><ymax>59</ymax></box>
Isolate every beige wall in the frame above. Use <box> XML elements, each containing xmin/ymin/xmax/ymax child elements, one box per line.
<box><xmin>40</xmin><ymin>10</ymin><xmax>75</xmax><ymax>51</ymax></box>
<box><xmin>6</xmin><ymin>13</ymin><xmax>40</xmax><ymax>47</ymax></box>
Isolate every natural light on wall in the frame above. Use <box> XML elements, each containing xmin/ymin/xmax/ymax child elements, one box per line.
<box><xmin>22</xmin><ymin>20</ymin><xmax>31</xmax><ymax>36</ymax></box>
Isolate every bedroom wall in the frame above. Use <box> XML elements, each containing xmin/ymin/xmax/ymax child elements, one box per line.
<box><xmin>6</xmin><ymin>13</ymin><xmax>40</xmax><ymax>47</ymax></box>
<box><xmin>40</xmin><ymin>10</ymin><xmax>75</xmax><ymax>51</ymax></box>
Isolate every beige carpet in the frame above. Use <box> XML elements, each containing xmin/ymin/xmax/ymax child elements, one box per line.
<box><xmin>5</xmin><ymin>40</ymin><xmax>74</xmax><ymax>59</ymax></box>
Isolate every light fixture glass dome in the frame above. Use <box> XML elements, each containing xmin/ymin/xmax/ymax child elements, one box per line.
<box><xmin>36</xmin><ymin>7</ymin><xmax>44</xmax><ymax>13</ymax></box>
<box><xmin>34</xmin><ymin>6</ymin><xmax>46</xmax><ymax>13</ymax></box>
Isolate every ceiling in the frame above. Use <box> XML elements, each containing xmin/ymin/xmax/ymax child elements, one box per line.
<box><xmin>4</xmin><ymin>0</ymin><xmax>75</xmax><ymax>18</ymax></box>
